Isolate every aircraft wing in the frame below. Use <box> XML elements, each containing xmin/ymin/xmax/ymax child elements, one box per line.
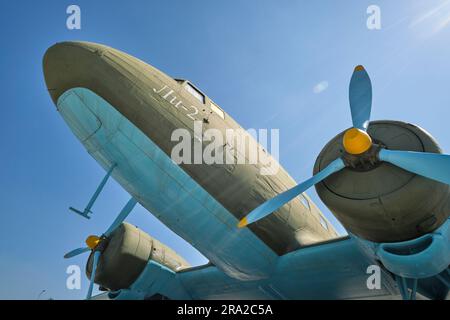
<box><xmin>175</xmin><ymin>237</ymin><xmax>397</xmax><ymax>300</ymax></box>
<box><xmin>92</xmin><ymin>233</ymin><xmax>448</xmax><ymax>300</ymax></box>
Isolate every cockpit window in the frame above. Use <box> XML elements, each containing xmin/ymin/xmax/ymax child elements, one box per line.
<box><xmin>210</xmin><ymin>102</ymin><xmax>225</xmax><ymax>119</ymax></box>
<box><xmin>185</xmin><ymin>83</ymin><xmax>205</xmax><ymax>104</ymax></box>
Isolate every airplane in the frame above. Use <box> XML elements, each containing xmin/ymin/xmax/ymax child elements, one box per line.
<box><xmin>43</xmin><ymin>41</ymin><xmax>450</xmax><ymax>300</ymax></box>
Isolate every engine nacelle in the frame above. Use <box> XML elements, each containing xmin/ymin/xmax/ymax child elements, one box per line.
<box><xmin>86</xmin><ymin>222</ymin><xmax>190</xmax><ymax>291</ymax></box>
<box><xmin>314</xmin><ymin>120</ymin><xmax>450</xmax><ymax>243</ymax></box>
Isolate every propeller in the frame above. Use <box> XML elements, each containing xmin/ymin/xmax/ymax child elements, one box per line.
<box><xmin>379</xmin><ymin>149</ymin><xmax>450</xmax><ymax>185</ymax></box>
<box><xmin>238</xmin><ymin>158</ymin><xmax>345</xmax><ymax>228</ymax></box>
<box><xmin>238</xmin><ymin>65</ymin><xmax>450</xmax><ymax>228</ymax></box>
<box><xmin>86</xmin><ymin>251</ymin><xmax>101</xmax><ymax>300</ymax></box>
<box><xmin>349</xmin><ymin>65</ymin><xmax>372</xmax><ymax>131</ymax></box>
<box><xmin>64</xmin><ymin>247</ymin><xmax>91</xmax><ymax>259</ymax></box>
<box><xmin>63</xmin><ymin>197</ymin><xmax>137</xmax><ymax>299</ymax></box>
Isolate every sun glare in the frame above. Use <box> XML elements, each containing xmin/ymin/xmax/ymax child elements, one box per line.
<box><xmin>410</xmin><ymin>0</ymin><xmax>450</xmax><ymax>34</ymax></box>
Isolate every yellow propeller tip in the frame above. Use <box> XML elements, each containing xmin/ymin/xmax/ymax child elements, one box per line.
<box><xmin>237</xmin><ymin>217</ymin><xmax>248</xmax><ymax>229</ymax></box>
<box><xmin>355</xmin><ymin>65</ymin><xmax>365</xmax><ymax>72</ymax></box>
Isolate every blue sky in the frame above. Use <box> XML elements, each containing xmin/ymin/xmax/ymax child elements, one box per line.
<box><xmin>1</xmin><ymin>0</ymin><xmax>450</xmax><ymax>299</ymax></box>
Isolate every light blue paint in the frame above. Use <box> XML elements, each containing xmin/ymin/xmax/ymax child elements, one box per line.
<box><xmin>100</xmin><ymin>261</ymin><xmax>187</xmax><ymax>300</ymax></box>
<box><xmin>57</xmin><ymin>87</ymin><xmax>278</xmax><ymax>281</ymax></box>
<box><xmin>69</xmin><ymin>163</ymin><xmax>117</xmax><ymax>219</ymax></box>
<box><xmin>379</xmin><ymin>148</ymin><xmax>450</xmax><ymax>186</ymax></box>
<box><xmin>57</xmin><ymin>87</ymin><xmax>450</xmax><ymax>300</ymax></box>
<box><xmin>376</xmin><ymin>218</ymin><xmax>450</xmax><ymax>279</ymax></box>
<box><xmin>63</xmin><ymin>247</ymin><xmax>91</xmax><ymax>259</ymax></box>
<box><xmin>174</xmin><ymin>236</ymin><xmax>393</xmax><ymax>300</ymax></box>
<box><xmin>349</xmin><ymin>67</ymin><xmax>372</xmax><ymax>131</ymax></box>
<box><xmin>64</xmin><ymin>197</ymin><xmax>137</xmax><ymax>260</ymax></box>
<box><xmin>87</xmin><ymin>250</ymin><xmax>101</xmax><ymax>300</ymax></box>
<box><xmin>355</xmin><ymin>219</ymin><xmax>450</xmax><ymax>280</ymax></box>
<box><xmin>126</xmin><ymin>260</ymin><xmax>190</xmax><ymax>300</ymax></box>
<box><xmin>104</xmin><ymin>197</ymin><xmax>138</xmax><ymax>237</ymax></box>
<box><xmin>170</xmin><ymin>226</ymin><xmax>449</xmax><ymax>299</ymax></box>
<box><xmin>108</xmin><ymin>236</ymin><xmax>386</xmax><ymax>300</ymax></box>
<box><xmin>128</xmin><ymin>233</ymin><xmax>450</xmax><ymax>300</ymax></box>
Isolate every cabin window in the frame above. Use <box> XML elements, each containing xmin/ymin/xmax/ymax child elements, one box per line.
<box><xmin>210</xmin><ymin>102</ymin><xmax>225</xmax><ymax>119</ymax></box>
<box><xmin>185</xmin><ymin>83</ymin><xmax>205</xmax><ymax>104</ymax></box>
<box><xmin>319</xmin><ymin>215</ymin><xmax>328</xmax><ymax>230</ymax></box>
<box><xmin>299</xmin><ymin>194</ymin><xmax>310</xmax><ymax>211</ymax></box>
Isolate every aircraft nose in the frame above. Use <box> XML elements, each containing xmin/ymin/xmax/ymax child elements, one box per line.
<box><xmin>43</xmin><ymin>41</ymin><xmax>109</xmax><ymax>104</ymax></box>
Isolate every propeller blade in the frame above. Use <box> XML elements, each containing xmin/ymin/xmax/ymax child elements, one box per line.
<box><xmin>86</xmin><ymin>250</ymin><xmax>101</xmax><ymax>300</ymax></box>
<box><xmin>379</xmin><ymin>149</ymin><xmax>450</xmax><ymax>186</ymax></box>
<box><xmin>63</xmin><ymin>247</ymin><xmax>91</xmax><ymax>259</ymax></box>
<box><xmin>349</xmin><ymin>65</ymin><xmax>372</xmax><ymax>131</ymax></box>
<box><xmin>103</xmin><ymin>197</ymin><xmax>138</xmax><ymax>237</ymax></box>
<box><xmin>238</xmin><ymin>158</ymin><xmax>345</xmax><ymax>228</ymax></box>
